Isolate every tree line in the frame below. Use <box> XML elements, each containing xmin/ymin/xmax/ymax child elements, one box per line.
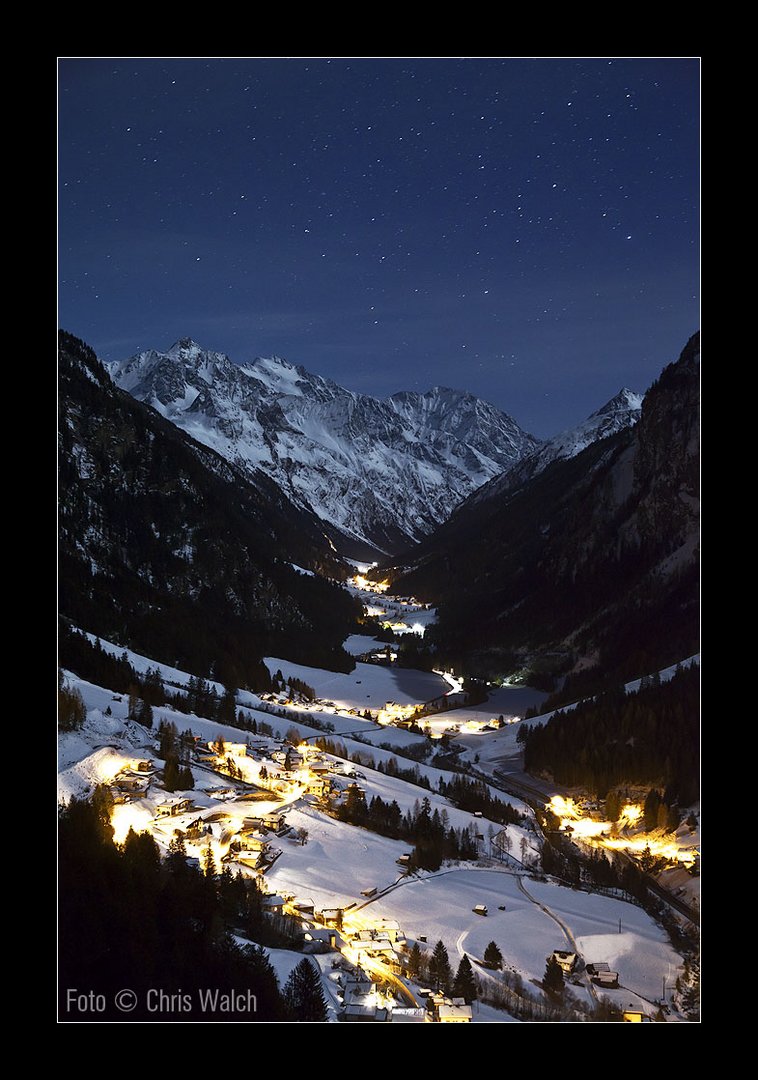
<box><xmin>335</xmin><ymin>791</ymin><xmax>480</xmax><ymax>870</ymax></box>
<box><xmin>521</xmin><ymin>663</ymin><xmax>698</xmax><ymax>803</ymax></box>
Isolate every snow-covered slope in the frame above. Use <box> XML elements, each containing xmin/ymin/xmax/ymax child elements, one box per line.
<box><xmin>107</xmin><ymin>339</ymin><xmax>539</xmax><ymax>554</ymax></box>
<box><xmin>471</xmin><ymin>388</ymin><xmax>642</xmax><ymax>504</ymax></box>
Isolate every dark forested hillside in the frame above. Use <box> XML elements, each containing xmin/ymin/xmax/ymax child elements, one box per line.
<box><xmin>59</xmin><ymin>331</ymin><xmax>361</xmax><ymax>686</ymax></box>
<box><xmin>522</xmin><ymin>663</ymin><xmax>699</xmax><ymax>803</ymax></box>
<box><xmin>58</xmin><ymin>796</ymin><xmax>289</xmax><ymax>1021</ymax></box>
<box><xmin>389</xmin><ymin>333</ymin><xmax>699</xmax><ymax>687</ymax></box>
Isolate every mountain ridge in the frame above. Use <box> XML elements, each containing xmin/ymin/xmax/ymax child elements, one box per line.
<box><xmin>59</xmin><ymin>330</ymin><xmax>359</xmax><ymax>687</ymax></box>
<box><xmin>387</xmin><ymin>332</ymin><xmax>699</xmax><ymax>689</ymax></box>
<box><xmin>107</xmin><ymin>340</ymin><xmax>540</xmax><ymax>555</ymax></box>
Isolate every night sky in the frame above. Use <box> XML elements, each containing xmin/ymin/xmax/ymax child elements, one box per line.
<box><xmin>59</xmin><ymin>57</ymin><xmax>699</xmax><ymax>437</ymax></box>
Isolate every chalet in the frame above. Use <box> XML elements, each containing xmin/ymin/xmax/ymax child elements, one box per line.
<box><xmin>391</xmin><ymin>1008</ymin><xmax>427</xmax><ymax>1023</ymax></box>
<box><xmin>473</xmin><ymin>904</ymin><xmax>488</xmax><ymax>917</ymax></box>
<box><xmin>591</xmin><ymin>970</ymin><xmax>620</xmax><ymax>988</ymax></box>
<box><xmin>396</xmin><ymin>853</ymin><xmax>412</xmax><ymax>866</ymax></box>
<box><xmin>360</xmin><ymin>887</ymin><xmax>378</xmax><ymax>898</ymax></box>
<box><xmin>373</xmin><ymin>919</ymin><xmax>403</xmax><ymax>943</ymax></box>
<box><xmin>343</xmin><ymin>1005</ymin><xmax>389</xmax><ymax>1022</ymax></box>
<box><xmin>114</xmin><ymin>777</ymin><xmax>145</xmax><ymax>793</ymax></box>
<box><xmin>260</xmin><ymin>812</ymin><xmax>288</xmax><ymax>834</ymax></box>
<box><xmin>221</xmin><ymin>742</ymin><xmax>248</xmax><ymax>758</ymax></box>
<box><xmin>309</xmin><ymin>761</ymin><xmax>331</xmax><ymax>775</ymax></box>
<box><xmin>343</xmin><ymin>978</ymin><xmax>378</xmax><ymax>1007</ymax></box>
<box><xmin>155</xmin><ymin>797</ymin><xmax>193</xmax><ymax>817</ymax></box>
<box><xmin>307</xmin><ymin>776</ymin><xmax>333</xmax><ymax>798</ymax></box>
<box><xmin>552</xmin><ymin>950</ymin><xmax>577</xmax><ymax>973</ymax></box>
<box><xmin>437</xmin><ymin>1004</ymin><xmax>472</xmax><ymax>1023</ymax></box>
<box><xmin>235</xmin><ymin>850</ymin><xmax>267</xmax><ymax>870</ymax></box>
<box><xmin>293</xmin><ymin>902</ymin><xmax>315</xmax><ymax>917</ymax></box>
<box><xmin>262</xmin><ymin>895</ymin><xmax>285</xmax><ymax>915</ymax></box>
<box><xmin>183</xmin><ymin>817</ymin><xmax>209</xmax><ymax>840</ymax></box>
<box><xmin>237</xmin><ymin>832</ymin><xmax>270</xmax><ymax>853</ymax></box>
<box><xmin>128</xmin><ymin>759</ymin><xmax>154</xmax><ymax>773</ymax></box>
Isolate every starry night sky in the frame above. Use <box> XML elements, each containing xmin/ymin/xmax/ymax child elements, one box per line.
<box><xmin>59</xmin><ymin>57</ymin><xmax>699</xmax><ymax>437</ymax></box>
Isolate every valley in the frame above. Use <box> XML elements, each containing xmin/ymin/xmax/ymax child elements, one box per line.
<box><xmin>59</xmin><ymin>567</ymin><xmax>699</xmax><ymax>1022</ymax></box>
<box><xmin>58</xmin><ymin>330</ymin><xmax>699</xmax><ymax>1023</ymax></box>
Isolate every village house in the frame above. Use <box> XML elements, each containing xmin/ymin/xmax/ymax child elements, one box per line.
<box><xmin>234</xmin><ymin>850</ymin><xmax>268</xmax><ymax>870</ymax></box>
<box><xmin>303</xmin><ymin>928</ymin><xmax>342</xmax><ymax>953</ymax></box>
<box><xmin>438</xmin><ymin>1004</ymin><xmax>472</xmax><ymax>1022</ymax></box>
<box><xmin>113</xmin><ymin>777</ymin><xmax>146</xmax><ymax>793</ymax></box>
<box><xmin>342</xmin><ymin>1004</ymin><xmax>389</xmax><ymax>1022</ymax></box>
<box><xmin>309</xmin><ymin>760</ymin><xmax>331</xmax><ymax>775</ymax></box>
<box><xmin>235</xmin><ymin>832</ymin><xmax>270</xmax><ymax>853</ymax></box>
<box><xmin>306</xmin><ymin>775</ymin><xmax>333</xmax><ymax>799</ymax></box>
<box><xmin>262</xmin><ymin>894</ymin><xmax>286</xmax><ymax>915</ymax></box>
<box><xmin>124</xmin><ymin>759</ymin><xmax>154</xmax><ymax>773</ymax></box>
<box><xmin>155</xmin><ymin>796</ymin><xmax>193</xmax><ymax>817</ymax></box>
<box><xmin>183</xmin><ymin>816</ymin><xmax>209</xmax><ymax>841</ymax></box>
<box><xmin>260</xmin><ymin>812</ymin><xmax>289</xmax><ymax>834</ymax></box>
<box><xmin>369</xmin><ymin>919</ymin><xmax>403</xmax><ymax>944</ymax></box>
<box><xmin>220</xmin><ymin>742</ymin><xmax>248</xmax><ymax>757</ymax></box>
<box><xmin>390</xmin><ymin>1008</ymin><xmax>427</xmax><ymax>1023</ymax></box>
<box><xmin>552</xmin><ymin>949</ymin><xmax>577</xmax><ymax>973</ymax></box>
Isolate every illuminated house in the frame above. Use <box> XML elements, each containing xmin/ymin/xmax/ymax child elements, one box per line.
<box><xmin>236</xmin><ymin>832</ymin><xmax>270</xmax><ymax>853</ymax></box>
<box><xmin>262</xmin><ymin>894</ymin><xmax>285</xmax><ymax>915</ymax></box>
<box><xmin>437</xmin><ymin>1004</ymin><xmax>472</xmax><ymax>1023</ymax></box>
<box><xmin>155</xmin><ymin>797</ymin><xmax>193</xmax><ymax>817</ymax></box>
<box><xmin>260</xmin><ymin>812</ymin><xmax>288</xmax><ymax>834</ymax></box>
<box><xmin>552</xmin><ymin>950</ymin><xmax>577</xmax><ymax>973</ymax></box>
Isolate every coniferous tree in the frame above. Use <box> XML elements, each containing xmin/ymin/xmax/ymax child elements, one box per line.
<box><xmin>283</xmin><ymin>958</ymin><xmax>328</xmax><ymax>1021</ymax></box>
<box><xmin>429</xmin><ymin>940</ymin><xmax>452</xmax><ymax>993</ymax></box>
<box><xmin>202</xmin><ymin>839</ymin><xmax>216</xmax><ymax>879</ymax></box>
<box><xmin>483</xmin><ymin>941</ymin><xmax>503</xmax><ymax>970</ymax></box>
<box><xmin>407</xmin><ymin>942</ymin><xmax>423</xmax><ymax>980</ymax></box>
<box><xmin>452</xmin><ymin>955</ymin><xmax>477</xmax><ymax>1002</ymax></box>
<box><xmin>543</xmin><ymin>955</ymin><xmax>564</xmax><ymax>998</ymax></box>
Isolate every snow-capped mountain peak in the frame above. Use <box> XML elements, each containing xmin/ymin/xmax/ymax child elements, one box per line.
<box><xmin>108</xmin><ymin>340</ymin><xmax>539</xmax><ymax>555</ymax></box>
<box><xmin>470</xmin><ymin>385</ymin><xmax>643</xmax><ymax>505</ymax></box>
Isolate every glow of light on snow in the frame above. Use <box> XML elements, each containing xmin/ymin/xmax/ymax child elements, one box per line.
<box><xmin>547</xmin><ymin>796</ymin><xmax>697</xmax><ymax>865</ymax></box>
<box><xmin>618</xmin><ymin>802</ymin><xmax>642</xmax><ymax>827</ymax></box>
<box><xmin>111</xmin><ymin>803</ymin><xmax>154</xmax><ymax>844</ymax></box>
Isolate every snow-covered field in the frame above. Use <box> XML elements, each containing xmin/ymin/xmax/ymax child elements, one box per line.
<box><xmin>366</xmin><ymin>868</ymin><xmax>680</xmax><ymax>1011</ymax></box>
<box><xmin>342</xmin><ymin>635</ymin><xmax>390</xmax><ymax>656</ymax></box>
<box><xmin>264</xmin><ymin>655</ymin><xmax>448</xmax><ymax>711</ymax></box>
<box><xmin>59</xmin><ymin>637</ymin><xmax>692</xmax><ymax>1022</ymax></box>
